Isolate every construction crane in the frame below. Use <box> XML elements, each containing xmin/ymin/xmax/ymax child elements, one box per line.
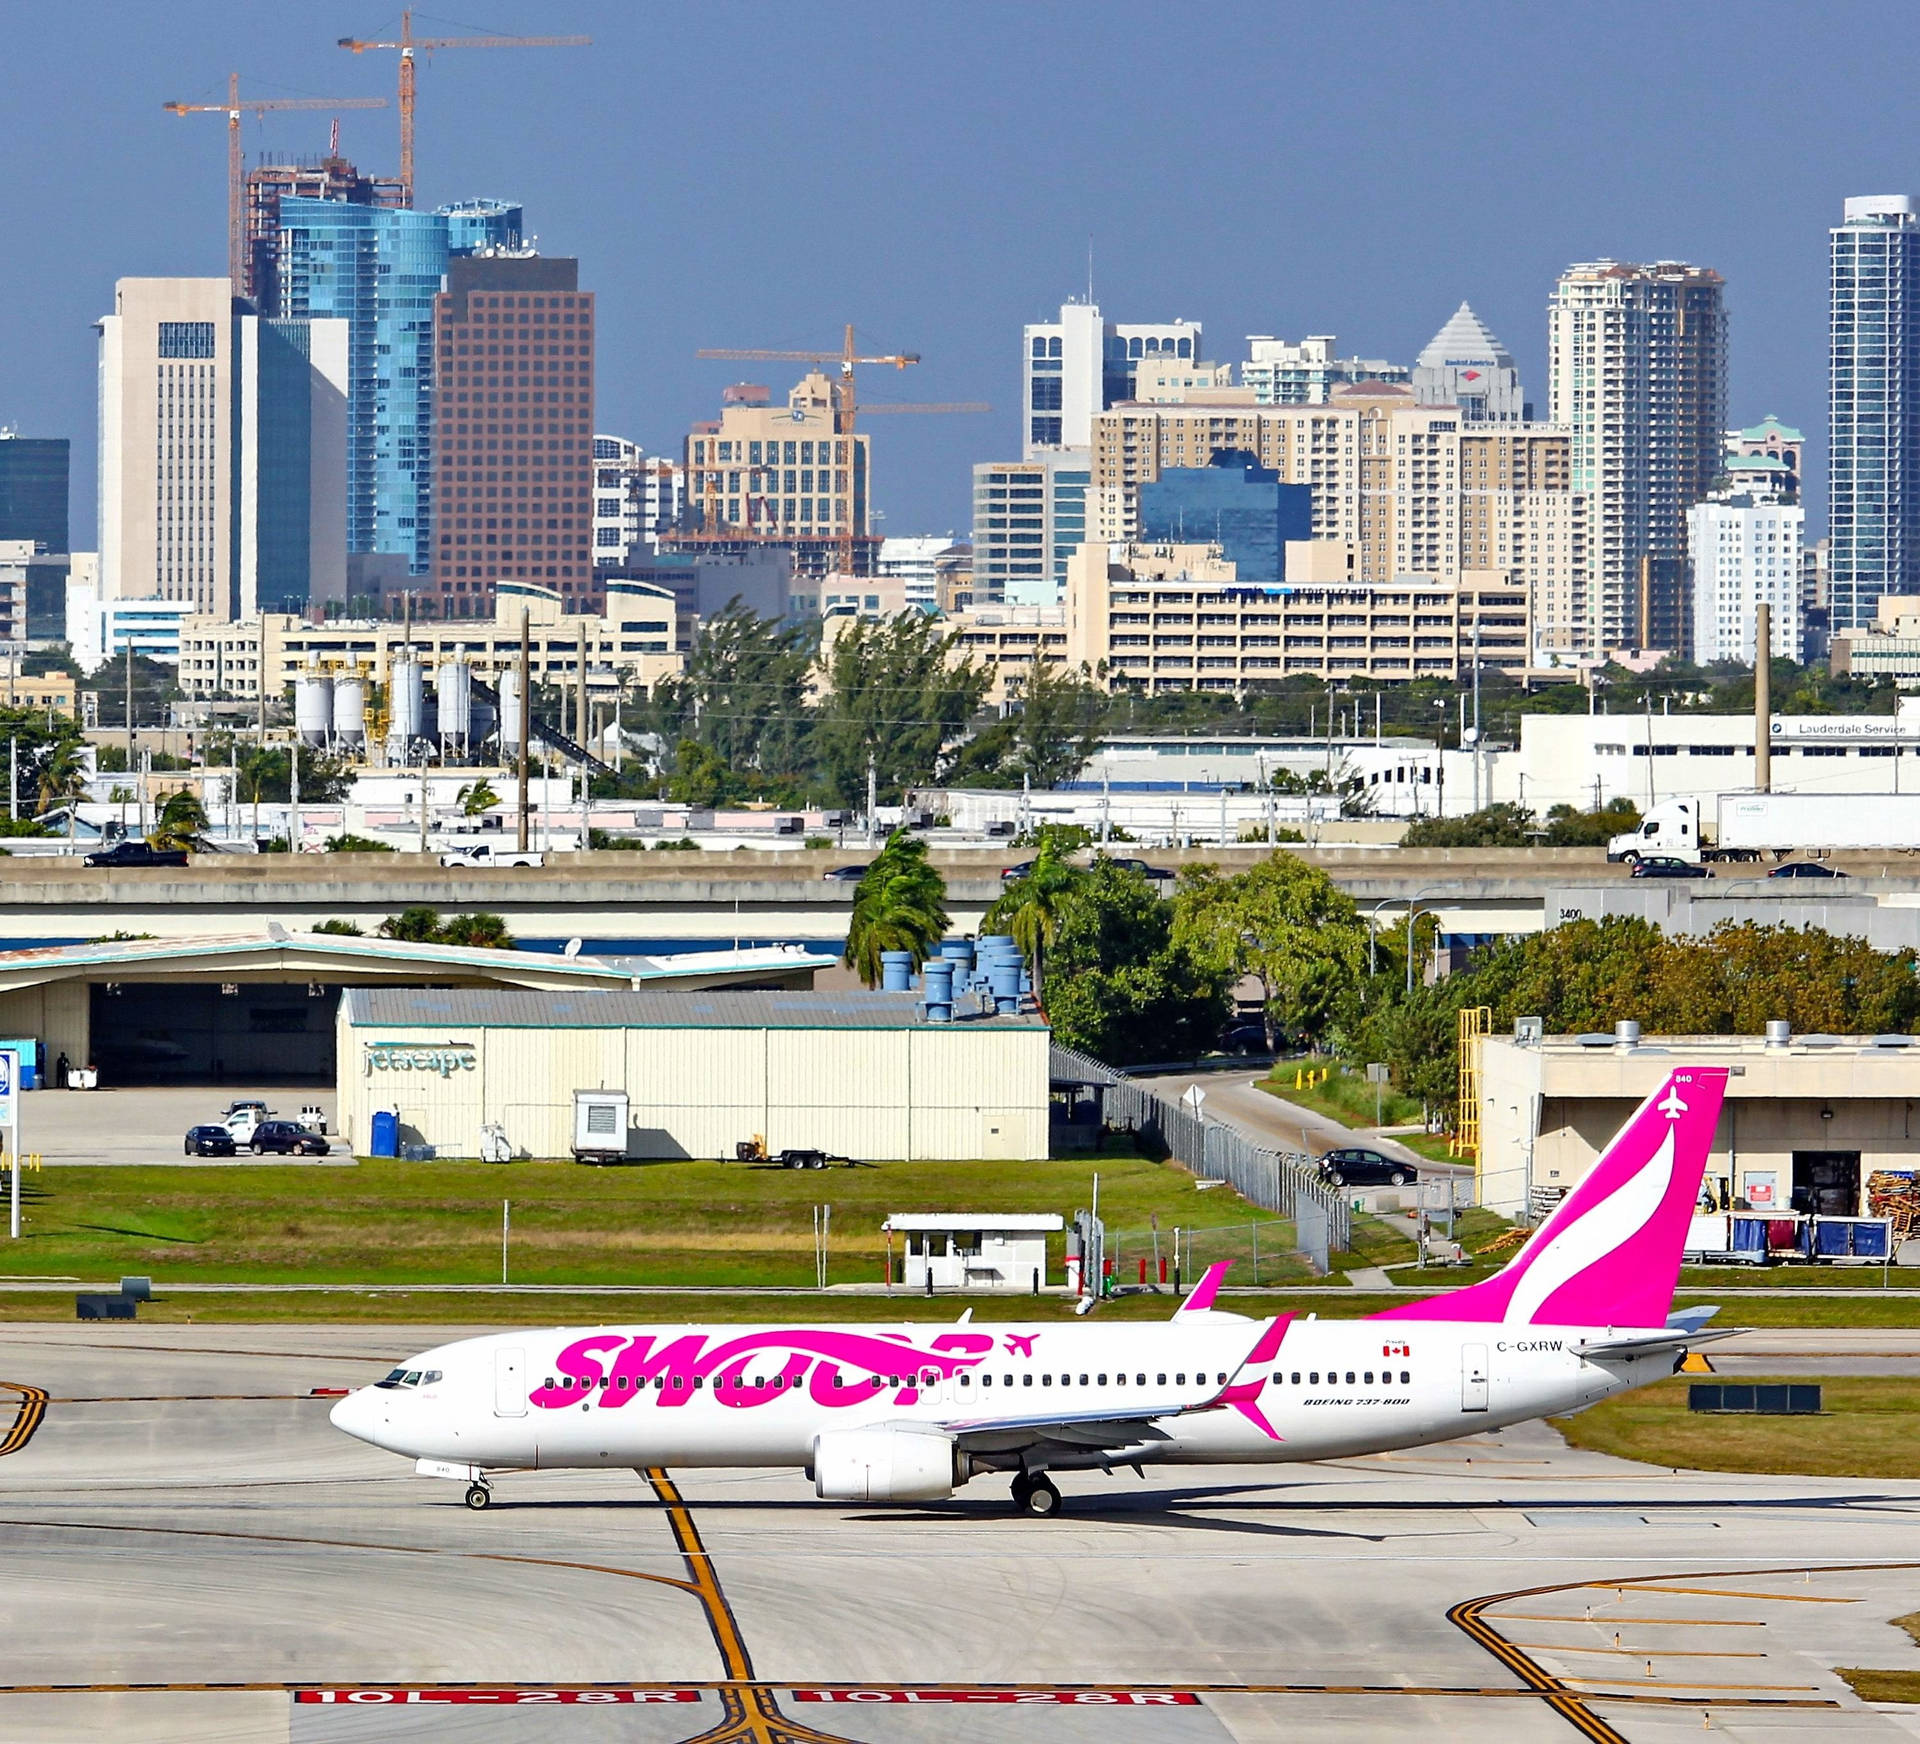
<box><xmin>164</xmin><ymin>76</ymin><xmax>388</xmax><ymax>291</ymax></box>
<box><xmin>338</xmin><ymin>11</ymin><xmax>590</xmax><ymax>206</ymax></box>
<box><xmin>696</xmin><ymin>326</ymin><xmax>989</xmax><ymax>574</ymax></box>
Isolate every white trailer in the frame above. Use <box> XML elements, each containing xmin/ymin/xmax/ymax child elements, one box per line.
<box><xmin>1715</xmin><ymin>791</ymin><xmax>1920</xmax><ymax>856</ymax></box>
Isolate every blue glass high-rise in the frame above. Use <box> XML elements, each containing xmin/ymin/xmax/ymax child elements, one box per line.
<box><xmin>1137</xmin><ymin>451</ymin><xmax>1311</xmax><ymax>583</ymax></box>
<box><xmin>1830</xmin><ymin>196</ymin><xmax>1920</xmax><ymax>630</ymax></box>
<box><xmin>272</xmin><ymin>197</ymin><xmax>521</xmax><ymax>576</ymax></box>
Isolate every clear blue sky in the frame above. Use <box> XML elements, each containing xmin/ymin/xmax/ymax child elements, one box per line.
<box><xmin>2</xmin><ymin>1</ymin><xmax>1915</xmax><ymax>546</ymax></box>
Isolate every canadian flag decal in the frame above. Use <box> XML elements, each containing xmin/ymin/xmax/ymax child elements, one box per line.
<box><xmin>1382</xmin><ymin>1342</ymin><xmax>1410</xmax><ymax>1357</ymax></box>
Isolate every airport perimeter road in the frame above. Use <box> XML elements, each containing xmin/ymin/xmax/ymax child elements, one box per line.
<box><xmin>1</xmin><ymin>1325</ymin><xmax>1919</xmax><ymax>1741</ymax></box>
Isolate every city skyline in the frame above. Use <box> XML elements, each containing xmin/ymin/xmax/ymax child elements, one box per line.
<box><xmin>2</xmin><ymin>1</ymin><xmax>1917</xmax><ymax>549</ymax></box>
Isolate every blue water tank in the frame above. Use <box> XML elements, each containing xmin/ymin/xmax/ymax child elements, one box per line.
<box><xmin>370</xmin><ymin>1110</ymin><xmax>399</xmax><ymax>1158</ymax></box>
<box><xmin>921</xmin><ymin>959</ymin><xmax>955</xmax><ymax>1023</ymax></box>
<box><xmin>988</xmin><ymin>960</ymin><xmax>1023</xmax><ymax>1014</ymax></box>
<box><xmin>880</xmin><ymin>950</ymin><xmax>915</xmax><ymax>992</ymax></box>
<box><xmin>939</xmin><ymin>938</ymin><xmax>974</xmax><ymax>975</ymax></box>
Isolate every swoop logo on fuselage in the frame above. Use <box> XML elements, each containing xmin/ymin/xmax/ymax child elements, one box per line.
<box><xmin>531</xmin><ymin>1328</ymin><xmax>996</xmax><ymax>1412</ymax></box>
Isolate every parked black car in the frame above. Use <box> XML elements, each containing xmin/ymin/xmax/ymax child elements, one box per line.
<box><xmin>1318</xmin><ymin>1147</ymin><xmax>1415</xmax><ymax>1188</ymax></box>
<box><xmin>1769</xmin><ymin>861</ymin><xmax>1848</xmax><ymax>879</ymax></box>
<box><xmin>84</xmin><ymin>841</ymin><xmax>189</xmax><ymax>869</ymax></box>
<box><xmin>1629</xmin><ymin>855</ymin><xmax>1710</xmax><ymax>879</ymax></box>
<box><xmin>1217</xmin><ymin>1021</ymin><xmax>1273</xmax><ymax>1055</ymax></box>
<box><xmin>821</xmin><ymin>865</ymin><xmax>869</xmax><ymax>882</ymax></box>
<box><xmin>248</xmin><ymin>1120</ymin><xmax>329</xmax><ymax>1156</ymax></box>
<box><xmin>183</xmin><ymin>1124</ymin><xmax>237</xmax><ymax>1157</ymax></box>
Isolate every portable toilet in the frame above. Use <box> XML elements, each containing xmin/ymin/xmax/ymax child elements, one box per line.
<box><xmin>370</xmin><ymin>1110</ymin><xmax>399</xmax><ymax>1158</ymax></box>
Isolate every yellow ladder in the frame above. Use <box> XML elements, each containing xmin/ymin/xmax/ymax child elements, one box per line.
<box><xmin>1452</xmin><ymin>1006</ymin><xmax>1492</xmax><ymax>1161</ymax></box>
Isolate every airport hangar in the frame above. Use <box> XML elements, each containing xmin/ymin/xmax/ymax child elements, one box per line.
<box><xmin>336</xmin><ymin>987</ymin><xmax>1053</xmax><ymax>1162</ymax></box>
<box><xmin>0</xmin><ymin>932</ymin><xmax>836</xmax><ymax>1088</ymax></box>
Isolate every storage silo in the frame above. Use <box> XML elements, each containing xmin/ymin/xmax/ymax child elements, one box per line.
<box><xmin>294</xmin><ymin>675</ymin><xmax>334</xmax><ymax>748</ymax></box>
<box><xmin>332</xmin><ymin>676</ymin><xmax>367</xmax><ymax>750</ymax></box>
<box><xmin>388</xmin><ymin>658</ymin><xmax>425</xmax><ymax>749</ymax></box>
<box><xmin>497</xmin><ymin>667</ymin><xmax>524</xmax><ymax>753</ymax></box>
<box><xmin>436</xmin><ymin>659</ymin><xmax>474</xmax><ymax>749</ymax></box>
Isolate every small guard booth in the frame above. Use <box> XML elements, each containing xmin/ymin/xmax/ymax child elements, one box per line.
<box><xmin>885</xmin><ymin>1213</ymin><xmax>1062</xmax><ymax>1292</ymax></box>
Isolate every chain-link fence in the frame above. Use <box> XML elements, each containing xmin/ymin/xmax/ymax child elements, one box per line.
<box><xmin>1053</xmin><ymin>1044</ymin><xmax>1350</xmax><ymax>1260</ymax></box>
<box><xmin>1104</xmin><ymin>1220</ymin><xmax>1322</xmax><ymax>1290</ymax></box>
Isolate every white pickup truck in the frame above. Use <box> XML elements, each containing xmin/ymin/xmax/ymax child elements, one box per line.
<box><xmin>438</xmin><ymin>844</ymin><xmax>544</xmax><ymax>869</ymax></box>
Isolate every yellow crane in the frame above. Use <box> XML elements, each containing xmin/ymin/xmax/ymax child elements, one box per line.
<box><xmin>338</xmin><ymin>11</ymin><xmax>590</xmax><ymax>206</ymax></box>
<box><xmin>164</xmin><ymin>76</ymin><xmax>388</xmax><ymax>290</ymax></box>
<box><xmin>697</xmin><ymin>326</ymin><xmax>989</xmax><ymax>574</ymax></box>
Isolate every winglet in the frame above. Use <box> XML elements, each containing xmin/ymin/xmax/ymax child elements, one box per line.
<box><xmin>1176</xmin><ymin>1261</ymin><xmax>1231</xmax><ymax>1315</ymax></box>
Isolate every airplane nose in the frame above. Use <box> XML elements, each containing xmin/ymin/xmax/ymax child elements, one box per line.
<box><xmin>330</xmin><ymin>1389</ymin><xmax>375</xmax><ymax>1443</ymax></box>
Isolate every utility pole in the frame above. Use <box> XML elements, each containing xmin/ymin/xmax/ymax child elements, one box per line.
<box><xmin>515</xmin><ymin>610</ymin><xmax>531</xmax><ymax>853</ymax></box>
<box><xmin>124</xmin><ymin>642</ymin><xmax>134</xmax><ymax>780</ymax></box>
<box><xmin>289</xmin><ymin>741</ymin><xmax>300</xmax><ymax>854</ymax></box>
<box><xmin>1471</xmin><ymin>618</ymin><xmax>1482</xmax><ymax>811</ymax></box>
<box><xmin>1754</xmin><ymin>600</ymin><xmax>1772</xmax><ymax>793</ymax></box>
<box><xmin>867</xmin><ymin>753</ymin><xmax>879</xmax><ymax>847</ymax></box>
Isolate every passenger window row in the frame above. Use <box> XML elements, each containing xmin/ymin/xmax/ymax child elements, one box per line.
<box><xmin>961</xmin><ymin>1371</ymin><xmax>1230</xmax><ymax>1389</ymax></box>
<box><xmin>1280</xmin><ymin>1370</ymin><xmax>1412</xmax><ymax>1386</ymax></box>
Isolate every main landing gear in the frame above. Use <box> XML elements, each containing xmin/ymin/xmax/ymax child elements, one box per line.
<box><xmin>1010</xmin><ymin>1472</ymin><xmax>1061</xmax><ymax>1517</ymax></box>
<box><xmin>464</xmin><ymin>1482</ymin><xmax>493</xmax><ymax>1511</ymax></box>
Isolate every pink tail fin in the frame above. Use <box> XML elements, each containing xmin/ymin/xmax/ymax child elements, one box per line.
<box><xmin>1373</xmin><ymin>1066</ymin><xmax>1728</xmax><ymax>1329</ymax></box>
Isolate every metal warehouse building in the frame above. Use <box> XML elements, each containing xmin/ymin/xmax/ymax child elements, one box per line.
<box><xmin>338</xmin><ymin>988</ymin><xmax>1051</xmax><ymax>1162</ymax></box>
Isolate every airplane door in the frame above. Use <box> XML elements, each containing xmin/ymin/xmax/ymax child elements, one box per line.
<box><xmin>1461</xmin><ymin>1343</ymin><xmax>1489</xmax><ymax>1413</ymax></box>
<box><xmin>495</xmin><ymin>1347</ymin><xmax>527</xmax><ymax>1417</ymax></box>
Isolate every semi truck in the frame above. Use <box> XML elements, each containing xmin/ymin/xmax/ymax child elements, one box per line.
<box><xmin>1608</xmin><ymin>793</ymin><xmax>1920</xmax><ymax>864</ymax></box>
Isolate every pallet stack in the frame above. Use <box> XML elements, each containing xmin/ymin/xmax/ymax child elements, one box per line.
<box><xmin>1866</xmin><ymin>1171</ymin><xmax>1920</xmax><ymax>1244</ymax></box>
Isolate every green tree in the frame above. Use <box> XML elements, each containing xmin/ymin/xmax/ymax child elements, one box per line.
<box><xmin>378</xmin><ymin>905</ymin><xmax>446</xmax><ymax>944</ymax></box>
<box><xmin>436</xmin><ymin>911</ymin><xmax>516</xmax><ymax>950</ymax></box>
<box><xmin>812</xmin><ymin>615</ymin><xmax>989</xmax><ymax>807</ymax></box>
<box><xmin>1172</xmin><ymin>853</ymin><xmax>1369</xmax><ymax>1050</ymax></box>
<box><xmin>1044</xmin><ymin>861</ymin><xmax>1230</xmax><ymax>1064</ymax></box>
<box><xmin>149</xmin><ymin>789</ymin><xmax>207</xmax><ymax>851</ymax></box>
<box><xmin>1401</xmin><ymin>803</ymin><xmax>1537</xmax><ymax>848</ymax></box>
<box><xmin>979</xmin><ymin>828</ymin><xmax>1081</xmax><ymax>1000</ymax></box>
<box><xmin>457</xmin><ymin>778</ymin><xmax>502</xmax><ymax>818</ymax></box>
<box><xmin>1000</xmin><ymin>660</ymin><xmax>1105</xmax><ymax>788</ymax></box>
<box><xmin>325</xmin><ymin>833</ymin><xmax>394</xmax><ymax>853</ymax></box>
<box><xmin>1541</xmin><ymin>797</ymin><xmax>1641</xmax><ymax>847</ymax></box>
<box><xmin>311</xmin><ymin>919</ymin><xmax>364</xmax><ymax>936</ymax></box>
<box><xmin>34</xmin><ymin>737</ymin><xmax>88</xmax><ymax>815</ymax></box>
<box><xmin>843</xmin><ymin>831</ymin><xmax>949</xmax><ymax>987</ymax></box>
<box><xmin>646</xmin><ymin>605</ymin><xmax>816</xmax><ymax>794</ymax></box>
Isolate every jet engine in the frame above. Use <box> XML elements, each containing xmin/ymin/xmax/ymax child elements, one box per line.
<box><xmin>812</xmin><ymin>1429</ymin><xmax>961</xmax><ymax>1503</ymax></box>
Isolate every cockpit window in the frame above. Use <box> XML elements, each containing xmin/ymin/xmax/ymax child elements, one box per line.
<box><xmin>375</xmin><ymin>1366</ymin><xmax>440</xmax><ymax>1390</ymax></box>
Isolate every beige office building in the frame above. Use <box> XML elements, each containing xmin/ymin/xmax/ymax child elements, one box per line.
<box><xmin>1064</xmin><ymin>539</ymin><xmax>1529</xmax><ymax>694</ymax></box>
<box><xmin>1090</xmin><ymin>385</ymin><xmax>1583</xmax><ymax>655</ymax></box>
<box><xmin>97</xmin><ymin>278</ymin><xmax>347</xmax><ymax>620</ymax></box>
<box><xmin>176</xmin><ymin>579</ymin><xmax>684</xmax><ymax>703</ymax></box>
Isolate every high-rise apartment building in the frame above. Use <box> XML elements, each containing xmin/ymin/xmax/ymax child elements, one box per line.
<box><xmin>970</xmin><ymin>453</ymin><xmax>1089</xmax><ymax>605</ymax></box>
<box><xmin>671</xmin><ymin>371</ymin><xmax>873</xmax><ymax>580</ymax></box>
<box><xmin>1830</xmin><ymin>197</ymin><xmax>1920</xmax><ymax>630</ymax></box>
<box><xmin>591</xmin><ymin>434</ymin><xmax>684</xmax><ymax>570</ymax></box>
<box><xmin>428</xmin><ymin>255</ymin><xmax>596</xmax><ymax>618</ymax></box>
<box><xmin>1242</xmin><ymin>335</ymin><xmax>1409</xmax><ymax>405</ymax></box>
<box><xmin>97</xmin><ymin>278</ymin><xmax>347</xmax><ymax>618</ymax></box>
<box><xmin>273</xmin><ymin>196</ymin><xmax>521</xmax><ymax>588</ymax></box>
<box><xmin>1547</xmin><ymin>260</ymin><xmax>1728</xmax><ymax>651</ymax></box>
<box><xmin>0</xmin><ymin>434</ymin><xmax>69</xmax><ymax>553</ymax></box>
<box><xmin>1412</xmin><ymin>305</ymin><xmax>1528</xmax><ymax>422</ymax></box>
<box><xmin>1688</xmin><ymin>464</ymin><xmax>1803</xmax><ymax>666</ymax></box>
<box><xmin>243</xmin><ymin>152</ymin><xmax>403</xmax><ymax>311</ymax></box>
<box><xmin>1090</xmin><ymin>387</ymin><xmax>1583</xmax><ymax>653</ymax></box>
<box><xmin>1022</xmin><ymin>302</ymin><xmax>1202</xmax><ymax>456</ymax></box>
<box><xmin>1726</xmin><ymin>414</ymin><xmax>1802</xmax><ymax>499</ymax></box>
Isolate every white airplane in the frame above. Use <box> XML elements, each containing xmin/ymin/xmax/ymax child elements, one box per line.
<box><xmin>331</xmin><ymin>1065</ymin><xmax>1729</xmax><ymax>1517</ymax></box>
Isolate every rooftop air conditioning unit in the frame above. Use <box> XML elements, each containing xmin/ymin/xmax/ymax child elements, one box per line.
<box><xmin>571</xmin><ymin>1089</ymin><xmax>630</xmax><ymax>1164</ymax></box>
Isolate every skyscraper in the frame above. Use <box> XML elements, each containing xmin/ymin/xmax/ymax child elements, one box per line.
<box><xmin>1547</xmin><ymin>260</ymin><xmax>1727</xmax><ymax>651</ymax></box>
<box><xmin>1137</xmin><ymin>451</ymin><xmax>1311</xmax><ymax>583</ymax></box>
<box><xmin>243</xmin><ymin>151</ymin><xmax>403</xmax><ymax>311</ymax></box>
<box><xmin>272</xmin><ymin>196</ymin><xmax>521</xmax><ymax>592</ymax></box>
<box><xmin>96</xmin><ymin>278</ymin><xmax>347</xmax><ymax>617</ymax></box>
<box><xmin>1021</xmin><ymin>302</ymin><xmax>1202</xmax><ymax>456</ymax></box>
<box><xmin>429</xmin><ymin>255</ymin><xmax>595</xmax><ymax>617</ymax></box>
<box><xmin>1829</xmin><ymin>196</ymin><xmax>1920</xmax><ymax>630</ymax></box>
<box><xmin>1413</xmin><ymin>304</ymin><xmax>1528</xmax><ymax>422</ymax></box>
<box><xmin>0</xmin><ymin>434</ymin><xmax>69</xmax><ymax>553</ymax></box>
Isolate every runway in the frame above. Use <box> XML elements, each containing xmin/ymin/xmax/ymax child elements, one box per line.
<box><xmin>1</xmin><ymin>1325</ymin><xmax>1919</xmax><ymax>1742</ymax></box>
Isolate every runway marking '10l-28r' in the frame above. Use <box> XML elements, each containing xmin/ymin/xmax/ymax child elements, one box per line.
<box><xmin>296</xmin><ymin>1690</ymin><xmax>701</xmax><ymax>1704</ymax></box>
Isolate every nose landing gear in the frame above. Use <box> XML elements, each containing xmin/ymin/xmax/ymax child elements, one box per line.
<box><xmin>1010</xmin><ymin>1472</ymin><xmax>1061</xmax><ymax>1517</ymax></box>
<box><xmin>464</xmin><ymin>1482</ymin><xmax>493</xmax><ymax>1510</ymax></box>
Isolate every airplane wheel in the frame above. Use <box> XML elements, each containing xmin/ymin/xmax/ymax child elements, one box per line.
<box><xmin>1022</xmin><ymin>1476</ymin><xmax>1061</xmax><ymax>1518</ymax></box>
<box><xmin>464</xmin><ymin>1483</ymin><xmax>492</xmax><ymax>1511</ymax></box>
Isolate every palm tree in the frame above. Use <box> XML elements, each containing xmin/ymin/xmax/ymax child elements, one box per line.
<box><xmin>844</xmin><ymin>831</ymin><xmax>949</xmax><ymax>988</ymax></box>
<box><xmin>980</xmin><ymin>831</ymin><xmax>1080</xmax><ymax>1003</ymax></box>
<box><xmin>457</xmin><ymin>779</ymin><xmax>501</xmax><ymax>818</ymax></box>
<box><xmin>149</xmin><ymin>790</ymin><xmax>207</xmax><ymax>852</ymax></box>
<box><xmin>36</xmin><ymin>738</ymin><xmax>87</xmax><ymax>831</ymax></box>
